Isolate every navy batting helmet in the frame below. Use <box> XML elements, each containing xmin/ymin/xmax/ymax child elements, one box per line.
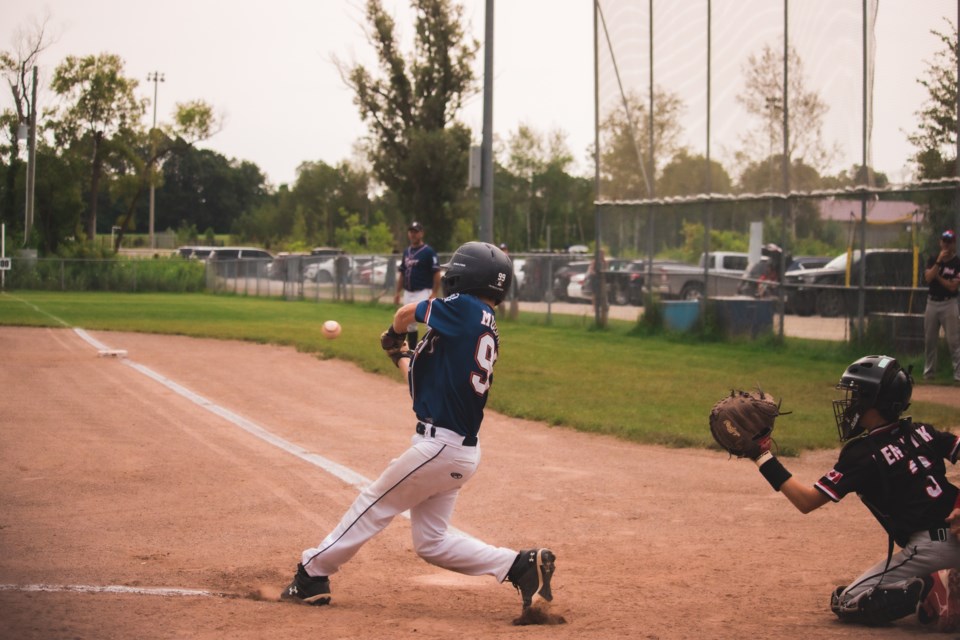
<box><xmin>441</xmin><ymin>241</ymin><xmax>513</xmax><ymax>305</ymax></box>
<box><xmin>833</xmin><ymin>355</ymin><xmax>912</xmax><ymax>441</ymax></box>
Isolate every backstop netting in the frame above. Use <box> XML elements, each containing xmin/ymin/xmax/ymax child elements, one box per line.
<box><xmin>591</xmin><ymin>0</ymin><xmax>959</xmax><ymax>342</ymax></box>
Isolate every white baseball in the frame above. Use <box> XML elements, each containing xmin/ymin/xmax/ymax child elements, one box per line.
<box><xmin>322</xmin><ymin>320</ymin><xmax>341</xmax><ymax>339</ymax></box>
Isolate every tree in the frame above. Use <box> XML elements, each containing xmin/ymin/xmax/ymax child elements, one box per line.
<box><xmin>909</xmin><ymin>19</ymin><xmax>958</xmax><ymax>244</ymax></box>
<box><xmin>598</xmin><ymin>88</ymin><xmax>686</xmax><ymax>200</ymax></box>
<box><xmin>658</xmin><ymin>150</ymin><xmax>732</xmax><ymax>197</ymax></box>
<box><xmin>500</xmin><ymin>124</ymin><xmax>581</xmax><ymax>249</ymax></box>
<box><xmin>49</xmin><ymin>54</ymin><xmax>145</xmax><ymax>242</ymax></box>
<box><xmin>111</xmin><ymin>99</ymin><xmax>220</xmax><ymax>249</ymax></box>
<box><xmin>158</xmin><ymin>145</ymin><xmax>268</xmax><ymax>237</ymax></box>
<box><xmin>290</xmin><ymin>160</ymin><xmax>372</xmax><ymax>245</ymax></box>
<box><xmin>736</xmin><ymin>43</ymin><xmax>835</xmax><ymax>178</ymax></box>
<box><xmin>338</xmin><ymin>0</ymin><xmax>478</xmax><ymax>249</ymax></box>
<box><xmin>0</xmin><ymin>13</ymin><xmax>51</xmax><ymax>241</ymax></box>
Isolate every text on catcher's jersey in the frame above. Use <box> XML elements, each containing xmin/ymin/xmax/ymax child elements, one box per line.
<box><xmin>815</xmin><ymin>418</ymin><xmax>960</xmax><ymax>545</ymax></box>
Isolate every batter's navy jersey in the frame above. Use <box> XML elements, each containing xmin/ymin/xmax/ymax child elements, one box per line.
<box><xmin>408</xmin><ymin>293</ymin><xmax>499</xmax><ymax>439</ymax></box>
<box><xmin>399</xmin><ymin>244</ymin><xmax>440</xmax><ymax>292</ymax></box>
<box><xmin>815</xmin><ymin>418</ymin><xmax>960</xmax><ymax>546</ymax></box>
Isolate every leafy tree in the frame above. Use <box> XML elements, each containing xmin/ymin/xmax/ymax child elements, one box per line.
<box><xmin>658</xmin><ymin>150</ymin><xmax>732</xmax><ymax>197</ymax></box>
<box><xmin>334</xmin><ymin>212</ymin><xmax>394</xmax><ymax>253</ymax></box>
<box><xmin>158</xmin><ymin>145</ymin><xmax>268</xmax><ymax>237</ymax></box>
<box><xmin>0</xmin><ymin>13</ymin><xmax>51</xmax><ymax>242</ymax></box>
<box><xmin>112</xmin><ymin>99</ymin><xmax>220</xmax><ymax>249</ymax></box>
<box><xmin>736</xmin><ymin>43</ymin><xmax>835</xmax><ymax>178</ymax></box>
<box><xmin>290</xmin><ymin>160</ymin><xmax>372</xmax><ymax>245</ymax></box>
<box><xmin>338</xmin><ymin>0</ymin><xmax>478</xmax><ymax>249</ymax></box>
<box><xmin>49</xmin><ymin>53</ymin><xmax>146</xmax><ymax>242</ymax></box>
<box><xmin>599</xmin><ymin>88</ymin><xmax>686</xmax><ymax>200</ymax></box>
<box><xmin>498</xmin><ymin>124</ymin><xmax>589</xmax><ymax>250</ymax></box>
<box><xmin>909</xmin><ymin>18</ymin><xmax>958</xmax><ymax>245</ymax></box>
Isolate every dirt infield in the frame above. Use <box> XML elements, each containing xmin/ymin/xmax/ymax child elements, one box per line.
<box><xmin>1</xmin><ymin>326</ymin><xmax>958</xmax><ymax>639</ymax></box>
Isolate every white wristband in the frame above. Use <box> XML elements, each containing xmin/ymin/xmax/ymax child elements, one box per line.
<box><xmin>754</xmin><ymin>451</ymin><xmax>774</xmax><ymax>467</ymax></box>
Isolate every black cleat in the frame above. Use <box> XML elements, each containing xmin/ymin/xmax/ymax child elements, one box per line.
<box><xmin>281</xmin><ymin>563</ymin><xmax>331</xmax><ymax>606</ymax></box>
<box><xmin>507</xmin><ymin>548</ymin><xmax>556</xmax><ymax>608</ymax></box>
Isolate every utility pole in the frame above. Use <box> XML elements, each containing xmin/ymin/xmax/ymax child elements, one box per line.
<box><xmin>479</xmin><ymin>0</ymin><xmax>494</xmax><ymax>243</ymax></box>
<box><xmin>147</xmin><ymin>71</ymin><xmax>165</xmax><ymax>250</ymax></box>
<box><xmin>21</xmin><ymin>65</ymin><xmax>38</xmax><ymax>246</ymax></box>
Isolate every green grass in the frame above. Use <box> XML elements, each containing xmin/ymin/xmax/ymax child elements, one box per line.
<box><xmin>1</xmin><ymin>290</ymin><xmax>953</xmax><ymax>455</ymax></box>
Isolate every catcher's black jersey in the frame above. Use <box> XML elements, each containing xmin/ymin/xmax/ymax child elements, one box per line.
<box><xmin>815</xmin><ymin>418</ymin><xmax>960</xmax><ymax>546</ymax></box>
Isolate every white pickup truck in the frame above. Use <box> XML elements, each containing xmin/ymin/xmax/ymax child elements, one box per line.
<box><xmin>647</xmin><ymin>251</ymin><xmax>750</xmax><ymax>300</ymax></box>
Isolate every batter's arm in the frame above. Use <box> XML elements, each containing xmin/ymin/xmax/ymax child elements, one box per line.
<box><xmin>392</xmin><ymin>303</ymin><xmax>418</xmax><ymax>335</ymax></box>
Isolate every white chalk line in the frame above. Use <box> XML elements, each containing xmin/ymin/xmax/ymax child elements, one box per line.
<box><xmin>3</xmin><ymin>322</ymin><xmax>474</xmax><ymax>600</ymax></box>
<box><xmin>72</xmin><ymin>327</ymin><xmax>373</xmax><ymax>491</ymax></box>
<box><xmin>0</xmin><ymin>583</ymin><xmax>237</xmax><ymax>599</ymax></box>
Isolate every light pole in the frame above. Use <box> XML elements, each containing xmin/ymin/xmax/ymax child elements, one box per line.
<box><xmin>147</xmin><ymin>71</ymin><xmax>165</xmax><ymax>249</ymax></box>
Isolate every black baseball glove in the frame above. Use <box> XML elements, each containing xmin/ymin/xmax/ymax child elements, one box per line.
<box><xmin>380</xmin><ymin>325</ymin><xmax>413</xmax><ymax>368</ymax></box>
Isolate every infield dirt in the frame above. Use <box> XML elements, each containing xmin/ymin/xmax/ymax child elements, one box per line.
<box><xmin>1</xmin><ymin>326</ymin><xmax>957</xmax><ymax>639</ymax></box>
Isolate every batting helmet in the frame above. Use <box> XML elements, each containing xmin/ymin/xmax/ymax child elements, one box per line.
<box><xmin>441</xmin><ymin>241</ymin><xmax>513</xmax><ymax>305</ymax></box>
<box><xmin>833</xmin><ymin>355</ymin><xmax>913</xmax><ymax>441</ymax></box>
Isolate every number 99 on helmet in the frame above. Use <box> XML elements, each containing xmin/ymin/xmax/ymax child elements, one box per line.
<box><xmin>832</xmin><ymin>355</ymin><xmax>913</xmax><ymax>441</ymax></box>
<box><xmin>441</xmin><ymin>242</ymin><xmax>513</xmax><ymax>305</ymax></box>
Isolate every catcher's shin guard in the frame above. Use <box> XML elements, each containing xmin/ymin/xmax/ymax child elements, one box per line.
<box><xmin>831</xmin><ymin>578</ymin><xmax>925</xmax><ymax>625</ymax></box>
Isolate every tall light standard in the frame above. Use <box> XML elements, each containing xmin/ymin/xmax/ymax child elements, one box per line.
<box><xmin>147</xmin><ymin>71</ymin><xmax>164</xmax><ymax>249</ymax></box>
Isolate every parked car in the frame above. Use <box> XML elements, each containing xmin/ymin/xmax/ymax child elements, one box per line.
<box><xmin>356</xmin><ymin>256</ymin><xmax>392</xmax><ymax>286</ymax></box>
<box><xmin>648</xmin><ymin>251</ymin><xmax>749</xmax><ymax>300</ymax></box>
<box><xmin>174</xmin><ymin>245</ymin><xmax>217</xmax><ymax>261</ymax></box>
<box><xmin>783</xmin><ymin>249</ymin><xmax>926</xmax><ymax>317</ymax></box>
<box><xmin>267</xmin><ymin>252</ymin><xmax>309</xmax><ymax>280</ymax></box>
<box><xmin>552</xmin><ymin>261</ymin><xmax>591</xmax><ymax>302</ymax></box>
<box><xmin>302</xmin><ymin>247</ymin><xmax>349</xmax><ymax>283</ymax></box>
<box><xmin>578</xmin><ymin>259</ymin><xmax>630</xmax><ymax>304</ymax></box>
<box><xmin>208</xmin><ymin>247</ymin><xmax>275</xmax><ymax>278</ymax></box>
<box><xmin>512</xmin><ymin>258</ymin><xmax>526</xmax><ymax>291</ymax></box>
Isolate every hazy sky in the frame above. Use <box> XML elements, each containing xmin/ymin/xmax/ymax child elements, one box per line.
<box><xmin>0</xmin><ymin>1</ymin><xmax>954</xmax><ymax>187</ymax></box>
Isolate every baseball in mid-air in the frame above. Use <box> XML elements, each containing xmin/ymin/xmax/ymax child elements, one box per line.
<box><xmin>322</xmin><ymin>320</ymin><xmax>341</xmax><ymax>340</ymax></box>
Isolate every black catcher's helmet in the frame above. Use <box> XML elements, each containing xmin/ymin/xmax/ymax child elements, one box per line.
<box><xmin>441</xmin><ymin>241</ymin><xmax>513</xmax><ymax>304</ymax></box>
<box><xmin>832</xmin><ymin>355</ymin><xmax>913</xmax><ymax>441</ymax></box>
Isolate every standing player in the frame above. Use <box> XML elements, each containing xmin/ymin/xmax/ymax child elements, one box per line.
<box><xmin>393</xmin><ymin>221</ymin><xmax>442</xmax><ymax>349</ymax></box>
<box><xmin>282</xmin><ymin>241</ymin><xmax>557</xmax><ymax>615</ymax></box>
<box><xmin>750</xmin><ymin>355</ymin><xmax>960</xmax><ymax>628</ymax></box>
<box><xmin>922</xmin><ymin>229</ymin><xmax>960</xmax><ymax>382</ymax></box>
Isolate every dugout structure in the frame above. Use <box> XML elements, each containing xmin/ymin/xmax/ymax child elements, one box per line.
<box><xmin>591</xmin><ymin>0</ymin><xmax>960</xmax><ymax>340</ymax></box>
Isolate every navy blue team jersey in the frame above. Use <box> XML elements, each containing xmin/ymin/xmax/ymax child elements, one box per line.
<box><xmin>815</xmin><ymin>418</ymin><xmax>960</xmax><ymax>546</ymax></box>
<box><xmin>408</xmin><ymin>293</ymin><xmax>499</xmax><ymax>439</ymax></box>
<box><xmin>399</xmin><ymin>244</ymin><xmax>439</xmax><ymax>292</ymax></box>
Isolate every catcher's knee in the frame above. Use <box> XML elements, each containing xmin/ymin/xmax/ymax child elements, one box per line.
<box><xmin>830</xmin><ymin>578</ymin><xmax>927</xmax><ymax>625</ymax></box>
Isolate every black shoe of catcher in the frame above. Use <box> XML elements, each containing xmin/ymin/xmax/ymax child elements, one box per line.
<box><xmin>281</xmin><ymin>563</ymin><xmax>331</xmax><ymax>606</ymax></box>
<box><xmin>507</xmin><ymin>548</ymin><xmax>556</xmax><ymax>608</ymax></box>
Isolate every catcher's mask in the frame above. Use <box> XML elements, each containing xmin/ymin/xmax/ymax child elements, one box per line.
<box><xmin>832</xmin><ymin>355</ymin><xmax>913</xmax><ymax>441</ymax></box>
<box><xmin>441</xmin><ymin>241</ymin><xmax>512</xmax><ymax>305</ymax></box>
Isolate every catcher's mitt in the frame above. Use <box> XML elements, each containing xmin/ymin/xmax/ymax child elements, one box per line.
<box><xmin>380</xmin><ymin>326</ymin><xmax>413</xmax><ymax>368</ymax></box>
<box><xmin>709</xmin><ymin>389</ymin><xmax>784</xmax><ymax>459</ymax></box>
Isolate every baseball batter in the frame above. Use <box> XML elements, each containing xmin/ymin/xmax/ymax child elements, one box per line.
<box><xmin>282</xmin><ymin>241</ymin><xmax>556</xmax><ymax>615</ymax></box>
<box><xmin>748</xmin><ymin>355</ymin><xmax>960</xmax><ymax>628</ymax></box>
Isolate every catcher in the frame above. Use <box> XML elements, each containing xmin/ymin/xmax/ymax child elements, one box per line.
<box><xmin>710</xmin><ymin>355</ymin><xmax>960</xmax><ymax>630</ymax></box>
<box><xmin>280</xmin><ymin>242</ymin><xmax>557</xmax><ymax>620</ymax></box>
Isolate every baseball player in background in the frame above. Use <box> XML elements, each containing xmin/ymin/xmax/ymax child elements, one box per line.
<box><xmin>393</xmin><ymin>221</ymin><xmax>442</xmax><ymax>350</ymax></box>
<box><xmin>282</xmin><ymin>241</ymin><xmax>557</xmax><ymax>616</ymax></box>
<box><xmin>922</xmin><ymin>229</ymin><xmax>960</xmax><ymax>382</ymax></box>
<box><xmin>751</xmin><ymin>355</ymin><xmax>960</xmax><ymax>629</ymax></box>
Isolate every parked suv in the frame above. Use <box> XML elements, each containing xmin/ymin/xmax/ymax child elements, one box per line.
<box><xmin>783</xmin><ymin>249</ymin><xmax>926</xmax><ymax>317</ymax></box>
<box><xmin>208</xmin><ymin>247</ymin><xmax>275</xmax><ymax>278</ymax></box>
